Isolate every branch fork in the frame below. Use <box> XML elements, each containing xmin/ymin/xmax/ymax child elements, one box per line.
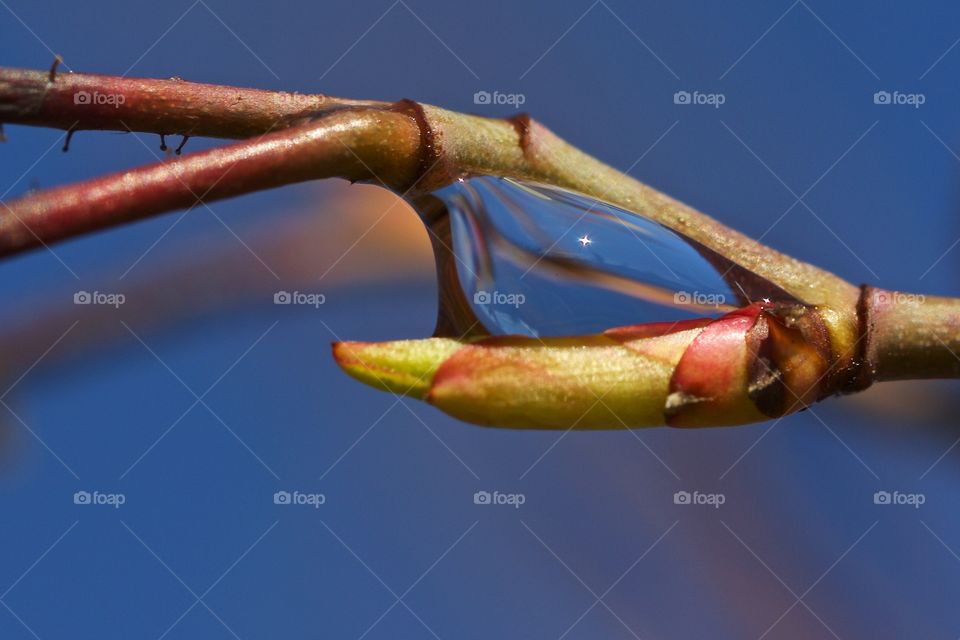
<box><xmin>1</xmin><ymin>65</ymin><xmax>955</xmax><ymax>428</ymax></box>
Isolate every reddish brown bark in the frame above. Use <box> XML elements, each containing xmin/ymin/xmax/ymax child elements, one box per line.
<box><xmin>0</xmin><ymin>66</ymin><xmax>385</xmax><ymax>139</ymax></box>
<box><xmin>0</xmin><ymin>109</ymin><xmax>421</xmax><ymax>255</ymax></box>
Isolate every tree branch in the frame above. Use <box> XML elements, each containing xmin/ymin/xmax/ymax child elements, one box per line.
<box><xmin>0</xmin><ymin>66</ymin><xmax>386</xmax><ymax>138</ymax></box>
<box><xmin>0</xmin><ymin>69</ymin><xmax>856</xmax><ymax>308</ymax></box>
<box><xmin>866</xmin><ymin>288</ymin><xmax>960</xmax><ymax>381</ymax></box>
<box><xmin>0</xmin><ymin>108</ymin><xmax>421</xmax><ymax>253</ymax></box>
<box><xmin>5</xmin><ymin>65</ymin><xmax>957</xmax><ymax>424</ymax></box>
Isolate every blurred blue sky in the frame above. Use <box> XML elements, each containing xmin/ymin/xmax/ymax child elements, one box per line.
<box><xmin>4</xmin><ymin>1</ymin><xmax>960</xmax><ymax>638</ymax></box>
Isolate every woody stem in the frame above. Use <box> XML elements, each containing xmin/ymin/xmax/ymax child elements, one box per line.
<box><xmin>864</xmin><ymin>287</ymin><xmax>960</xmax><ymax>381</ymax></box>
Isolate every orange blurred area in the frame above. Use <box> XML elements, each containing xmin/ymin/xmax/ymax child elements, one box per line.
<box><xmin>0</xmin><ymin>181</ymin><xmax>437</xmax><ymax>377</ymax></box>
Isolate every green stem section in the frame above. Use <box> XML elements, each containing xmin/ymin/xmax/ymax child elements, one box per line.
<box><xmin>866</xmin><ymin>287</ymin><xmax>960</xmax><ymax>381</ymax></box>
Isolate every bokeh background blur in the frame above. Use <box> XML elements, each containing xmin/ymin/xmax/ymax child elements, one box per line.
<box><xmin>3</xmin><ymin>1</ymin><xmax>960</xmax><ymax>637</ymax></box>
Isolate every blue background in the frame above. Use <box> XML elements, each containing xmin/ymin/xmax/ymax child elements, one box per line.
<box><xmin>3</xmin><ymin>1</ymin><xmax>960</xmax><ymax>637</ymax></box>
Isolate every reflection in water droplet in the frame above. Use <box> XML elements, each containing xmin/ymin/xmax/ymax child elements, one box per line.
<box><xmin>423</xmin><ymin>177</ymin><xmax>791</xmax><ymax>337</ymax></box>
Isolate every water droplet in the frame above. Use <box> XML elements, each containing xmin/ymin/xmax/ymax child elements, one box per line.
<box><xmin>419</xmin><ymin>177</ymin><xmax>793</xmax><ymax>337</ymax></box>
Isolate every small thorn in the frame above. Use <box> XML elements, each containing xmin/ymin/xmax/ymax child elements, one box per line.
<box><xmin>62</xmin><ymin>126</ymin><xmax>76</xmax><ymax>153</ymax></box>
<box><xmin>48</xmin><ymin>55</ymin><xmax>63</xmax><ymax>83</ymax></box>
<box><xmin>174</xmin><ymin>135</ymin><xmax>189</xmax><ymax>155</ymax></box>
<box><xmin>159</xmin><ymin>134</ymin><xmax>167</xmax><ymax>151</ymax></box>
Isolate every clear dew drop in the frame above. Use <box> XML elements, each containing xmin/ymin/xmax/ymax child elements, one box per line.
<box><xmin>422</xmin><ymin>177</ymin><xmax>789</xmax><ymax>337</ymax></box>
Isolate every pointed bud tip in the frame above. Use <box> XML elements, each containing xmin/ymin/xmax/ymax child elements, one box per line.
<box><xmin>331</xmin><ymin>338</ymin><xmax>463</xmax><ymax>399</ymax></box>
